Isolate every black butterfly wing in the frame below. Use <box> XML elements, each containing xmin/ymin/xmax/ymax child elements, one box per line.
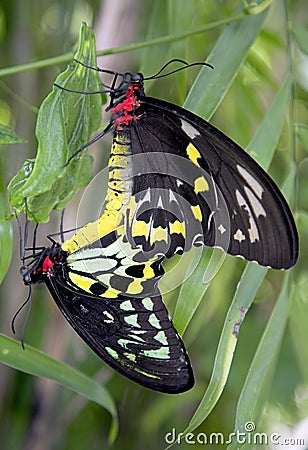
<box><xmin>125</xmin><ymin>97</ymin><xmax>298</xmax><ymax>269</ymax></box>
<box><xmin>44</xmin><ymin>273</ymin><xmax>194</xmax><ymax>393</ymax></box>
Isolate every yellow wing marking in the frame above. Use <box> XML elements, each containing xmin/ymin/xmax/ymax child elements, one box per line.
<box><xmin>126</xmin><ymin>278</ymin><xmax>144</xmax><ymax>295</ymax></box>
<box><xmin>69</xmin><ymin>273</ymin><xmax>93</xmax><ymax>292</ymax></box>
<box><xmin>132</xmin><ymin>220</ymin><xmax>148</xmax><ymax>238</ymax></box>
<box><xmin>194</xmin><ymin>176</ymin><xmax>209</xmax><ymax>194</ymax></box>
<box><xmin>186</xmin><ymin>143</ymin><xmax>201</xmax><ymax>167</ymax></box>
<box><xmin>169</xmin><ymin>220</ymin><xmax>185</xmax><ymax>237</ymax></box>
<box><xmin>143</xmin><ymin>264</ymin><xmax>155</xmax><ymax>279</ymax></box>
<box><xmin>191</xmin><ymin>204</ymin><xmax>202</xmax><ymax>222</ymax></box>
<box><xmin>103</xmin><ymin>287</ymin><xmax>122</xmax><ymax>298</ymax></box>
<box><xmin>150</xmin><ymin>226</ymin><xmax>168</xmax><ymax>244</ymax></box>
<box><xmin>126</xmin><ymin>260</ymin><xmax>157</xmax><ymax>295</ymax></box>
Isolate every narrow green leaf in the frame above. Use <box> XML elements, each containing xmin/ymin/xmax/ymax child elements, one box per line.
<box><xmin>184</xmin><ymin>264</ymin><xmax>268</xmax><ymax>435</ymax></box>
<box><xmin>0</xmin><ymin>220</ymin><xmax>12</xmax><ymax>283</ymax></box>
<box><xmin>0</xmin><ymin>333</ymin><xmax>118</xmax><ymax>443</ymax></box>
<box><xmin>291</xmin><ymin>23</ymin><xmax>308</xmax><ymax>54</ymax></box>
<box><xmin>297</xmin><ymin>124</ymin><xmax>308</xmax><ymax>152</ymax></box>
<box><xmin>0</xmin><ymin>155</ymin><xmax>13</xmax><ymax>283</ymax></box>
<box><xmin>247</xmin><ymin>75</ymin><xmax>293</xmax><ymax>168</ymax></box>
<box><xmin>228</xmin><ymin>274</ymin><xmax>291</xmax><ymax>450</ymax></box>
<box><xmin>174</xmin><ymin>247</ymin><xmax>225</xmax><ymax>335</ymax></box>
<box><xmin>0</xmin><ymin>124</ymin><xmax>26</xmax><ymax>144</ymax></box>
<box><xmin>184</xmin><ymin>6</ymin><xmax>268</xmax><ymax>118</ymax></box>
<box><xmin>8</xmin><ymin>22</ymin><xmax>104</xmax><ymax>222</ymax></box>
<box><xmin>288</xmin><ymin>247</ymin><xmax>308</xmax><ymax>380</ymax></box>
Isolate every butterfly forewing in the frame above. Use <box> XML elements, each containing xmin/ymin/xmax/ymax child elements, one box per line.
<box><xmin>125</xmin><ymin>96</ymin><xmax>298</xmax><ymax>269</ymax></box>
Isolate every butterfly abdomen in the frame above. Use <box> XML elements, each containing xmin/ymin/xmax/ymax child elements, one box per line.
<box><xmin>62</xmin><ymin>129</ymin><xmax>134</xmax><ymax>254</ymax></box>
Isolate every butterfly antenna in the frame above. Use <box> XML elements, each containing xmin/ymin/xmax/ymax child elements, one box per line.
<box><xmin>53</xmin><ymin>82</ymin><xmax>109</xmax><ymax>96</ymax></box>
<box><xmin>65</xmin><ymin>120</ymin><xmax>114</xmax><ymax>165</ymax></box>
<box><xmin>73</xmin><ymin>59</ymin><xmax>120</xmax><ymax>76</ymax></box>
<box><xmin>11</xmin><ymin>286</ymin><xmax>32</xmax><ymax>341</ymax></box>
<box><xmin>16</xmin><ymin>212</ymin><xmax>25</xmax><ymax>263</ymax></box>
<box><xmin>145</xmin><ymin>59</ymin><xmax>214</xmax><ymax>80</ymax></box>
<box><xmin>17</xmin><ymin>199</ymin><xmax>30</xmax><ymax>265</ymax></box>
<box><xmin>146</xmin><ymin>59</ymin><xmax>189</xmax><ymax>78</ymax></box>
<box><xmin>60</xmin><ymin>209</ymin><xmax>65</xmax><ymax>244</ymax></box>
<box><xmin>19</xmin><ymin>291</ymin><xmax>33</xmax><ymax>350</ymax></box>
<box><xmin>54</xmin><ymin>59</ymin><xmax>124</xmax><ymax>95</ymax></box>
<box><xmin>32</xmin><ymin>222</ymin><xmax>39</xmax><ymax>254</ymax></box>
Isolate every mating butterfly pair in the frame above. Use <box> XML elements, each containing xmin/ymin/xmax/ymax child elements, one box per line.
<box><xmin>20</xmin><ymin>61</ymin><xmax>298</xmax><ymax>393</ymax></box>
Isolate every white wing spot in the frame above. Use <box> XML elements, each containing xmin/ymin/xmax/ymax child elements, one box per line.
<box><xmin>80</xmin><ymin>304</ymin><xmax>89</xmax><ymax>314</ymax></box>
<box><xmin>154</xmin><ymin>330</ymin><xmax>168</xmax><ymax>345</ymax></box>
<box><xmin>120</xmin><ymin>299</ymin><xmax>134</xmax><ymax>310</ymax></box>
<box><xmin>169</xmin><ymin>189</ymin><xmax>178</xmax><ymax>202</ymax></box>
<box><xmin>218</xmin><ymin>224</ymin><xmax>226</xmax><ymax>234</ymax></box>
<box><xmin>237</xmin><ymin>165</ymin><xmax>263</xmax><ymax>198</ymax></box>
<box><xmin>124</xmin><ymin>314</ymin><xmax>140</xmax><ymax>328</ymax></box>
<box><xmin>103</xmin><ymin>311</ymin><xmax>114</xmax><ymax>323</ymax></box>
<box><xmin>180</xmin><ymin>119</ymin><xmax>200</xmax><ymax>139</ymax></box>
<box><xmin>234</xmin><ymin>229</ymin><xmax>246</xmax><ymax>242</ymax></box>
<box><xmin>141</xmin><ymin>347</ymin><xmax>170</xmax><ymax>359</ymax></box>
<box><xmin>148</xmin><ymin>313</ymin><xmax>161</xmax><ymax>329</ymax></box>
<box><xmin>157</xmin><ymin>195</ymin><xmax>164</xmax><ymax>208</ymax></box>
<box><xmin>142</xmin><ymin>297</ymin><xmax>154</xmax><ymax>311</ymax></box>
<box><xmin>236</xmin><ymin>189</ymin><xmax>260</xmax><ymax>243</ymax></box>
<box><xmin>244</xmin><ymin>186</ymin><xmax>266</xmax><ymax>218</ymax></box>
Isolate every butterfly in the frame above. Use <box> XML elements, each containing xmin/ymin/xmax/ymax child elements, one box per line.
<box><xmin>21</xmin><ymin>225</ymin><xmax>194</xmax><ymax>393</ymax></box>
<box><xmin>21</xmin><ymin>60</ymin><xmax>298</xmax><ymax>394</ymax></box>
<box><xmin>61</xmin><ymin>59</ymin><xmax>298</xmax><ymax>269</ymax></box>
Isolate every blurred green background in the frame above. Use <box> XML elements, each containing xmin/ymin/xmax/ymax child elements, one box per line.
<box><xmin>0</xmin><ymin>1</ymin><xmax>307</xmax><ymax>449</ymax></box>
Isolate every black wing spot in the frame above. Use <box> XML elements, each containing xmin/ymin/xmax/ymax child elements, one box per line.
<box><xmin>125</xmin><ymin>264</ymin><xmax>145</xmax><ymax>278</ymax></box>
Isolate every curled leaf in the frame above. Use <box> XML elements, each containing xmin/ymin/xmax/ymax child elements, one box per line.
<box><xmin>8</xmin><ymin>22</ymin><xmax>104</xmax><ymax>222</ymax></box>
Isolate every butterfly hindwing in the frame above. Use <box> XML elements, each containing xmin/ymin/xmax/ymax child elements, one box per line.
<box><xmin>65</xmin><ymin>229</ymin><xmax>164</xmax><ymax>298</ymax></box>
<box><xmin>27</xmin><ymin>229</ymin><xmax>194</xmax><ymax>393</ymax></box>
<box><xmin>45</xmin><ymin>269</ymin><xmax>194</xmax><ymax>393</ymax></box>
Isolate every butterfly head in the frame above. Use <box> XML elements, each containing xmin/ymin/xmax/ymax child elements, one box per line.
<box><xmin>21</xmin><ymin>244</ymin><xmax>66</xmax><ymax>286</ymax></box>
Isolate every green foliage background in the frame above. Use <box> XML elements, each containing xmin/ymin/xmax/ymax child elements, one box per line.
<box><xmin>0</xmin><ymin>1</ymin><xmax>307</xmax><ymax>449</ymax></box>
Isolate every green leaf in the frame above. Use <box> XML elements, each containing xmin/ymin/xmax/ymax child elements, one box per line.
<box><xmin>184</xmin><ymin>6</ymin><xmax>269</xmax><ymax>118</ymax></box>
<box><xmin>289</xmin><ymin>255</ymin><xmax>308</xmax><ymax>380</ymax></box>
<box><xmin>247</xmin><ymin>75</ymin><xmax>293</xmax><ymax>168</ymax></box>
<box><xmin>292</xmin><ymin>23</ymin><xmax>308</xmax><ymax>54</ymax></box>
<box><xmin>184</xmin><ymin>264</ymin><xmax>268</xmax><ymax>436</ymax></box>
<box><xmin>228</xmin><ymin>274</ymin><xmax>291</xmax><ymax>450</ymax></box>
<box><xmin>297</xmin><ymin>124</ymin><xmax>308</xmax><ymax>152</ymax></box>
<box><xmin>173</xmin><ymin>247</ymin><xmax>225</xmax><ymax>335</ymax></box>
<box><xmin>0</xmin><ymin>333</ymin><xmax>118</xmax><ymax>443</ymax></box>
<box><xmin>8</xmin><ymin>22</ymin><xmax>104</xmax><ymax>222</ymax></box>
<box><xmin>0</xmin><ymin>124</ymin><xmax>26</xmax><ymax>144</ymax></box>
<box><xmin>0</xmin><ymin>220</ymin><xmax>12</xmax><ymax>284</ymax></box>
<box><xmin>0</xmin><ymin>155</ymin><xmax>13</xmax><ymax>284</ymax></box>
